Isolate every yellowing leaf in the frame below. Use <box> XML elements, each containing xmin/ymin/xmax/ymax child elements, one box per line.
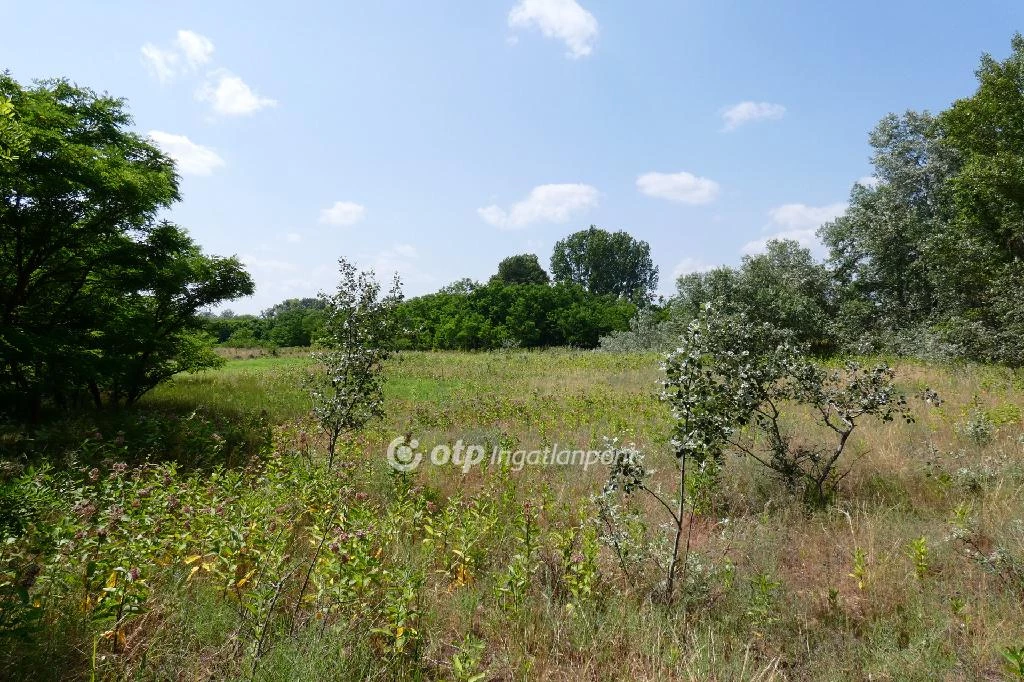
<box><xmin>187</xmin><ymin>565</ymin><xmax>200</xmax><ymax>582</ymax></box>
<box><xmin>236</xmin><ymin>569</ymin><xmax>256</xmax><ymax>588</ymax></box>
<box><xmin>105</xmin><ymin>571</ymin><xmax>117</xmax><ymax>589</ymax></box>
<box><xmin>184</xmin><ymin>555</ymin><xmax>203</xmax><ymax>565</ymax></box>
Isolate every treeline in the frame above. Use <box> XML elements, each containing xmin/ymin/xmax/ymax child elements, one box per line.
<box><xmin>205</xmin><ymin>299</ymin><xmax>326</xmax><ymax>348</ymax></box>
<box><xmin>211</xmin><ymin>228</ymin><xmax>654</xmax><ymax>351</ymax></box>
<box><xmin>395</xmin><ymin>280</ymin><xmax>635</xmax><ymax>350</ymax></box>
<box><xmin>212</xmin><ymin>281</ymin><xmax>636</xmax><ymax>352</ymax></box>
<box><xmin>605</xmin><ymin>35</ymin><xmax>1024</xmax><ymax>366</ymax></box>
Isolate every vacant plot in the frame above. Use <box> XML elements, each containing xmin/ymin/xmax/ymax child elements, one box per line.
<box><xmin>2</xmin><ymin>351</ymin><xmax>1023</xmax><ymax>680</ymax></box>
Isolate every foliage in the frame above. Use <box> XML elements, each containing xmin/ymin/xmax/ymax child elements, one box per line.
<box><xmin>309</xmin><ymin>258</ymin><xmax>403</xmax><ymax>463</ymax></box>
<box><xmin>0</xmin><ymin>74</ymin><xmax>252</xmax><ymax>415</ymax></box>
<box><xmin>662</xmin><ymin>306</ymin><xmax>930</xmax><ymax>505</ymax></box>
<box><xmin>550</xmin><ymin>226</ymin><xmax>659</xmax><ymax>305</ymax></box>
<box><xmin>0</xmin><ymin>92</ymin><xmax>27</xmax><ymax>162</ymax></box>
<box><xmin>819</xmin><ymin>111</ymin><xmax>957</xmax><ymax>350</ymax></box>
<box><xmin>817</xmin><ymin>34</ymin><xmax>1024</xmax><ymax>365</ymax></box>
<box><xmin>397</xmin><ymin>280</ymin><xmax>634</xmax><ymax>350</ymax></box>
<box><xmin>0</xmin><ymin>438</ymin><xmax>424</xmax><ymax>679</ymax></box>
<box><xmin>204</xmin><ymin>298</ymin><xmax>327</xmax><ymax>349</ymax></box>
<box><xmin>597</xmin><ymin>306</ymin><xmax>680</xmax><ymax>352</ymax></box>
<box><xmin>671</xmin><ymin>239</ymin><xmax>837</xmax><ymax>354</ymax></box>
<box><xmin>490</xmin><ymin>253</ymin><xmax>550</xmax><ymax>285</ymax></box>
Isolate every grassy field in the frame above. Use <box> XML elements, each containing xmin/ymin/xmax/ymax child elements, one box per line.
<box><xmin>2</xmin><ymin>350</ymin><xmax>1024</xmax><ymax>680</ymax></box>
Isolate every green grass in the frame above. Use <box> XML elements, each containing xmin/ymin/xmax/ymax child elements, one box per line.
<box><xmin>3</xmin><ymin>350</ymin><xmax>1024</xmax><ymax>680</ymax></box>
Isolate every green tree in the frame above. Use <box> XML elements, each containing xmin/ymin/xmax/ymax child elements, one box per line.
<box><xmin>490</xmin><ymin>254</ymin><xmax>550</xmax><ymax>285</ymax></box>
<box><xmin>310</xmin><ymin>259</ymin><xmax>403</xmax><ymax>464</ymax></box>
<box><xmin>671</xmin><ymin>240</ymin><xmax>835</xmax><ymax>353</ymax></box>
<box><xmin>262</xmin><ymin>298</ymin><xmax>326</xmax><ymax>347</ymax></box>
<box><xmin>936</xmin><ymin>33</ymin><xmax>1024</xmax><ymax>363</ymax></box>
<box><xmin>0</xmin><ymin>92</ymin><xmax>27</xmax><ymax>162</ymax></box>
<box><xmin>0</xmin><ymin>75</ymin><xmax>252</xmax><ymax>414</ymax></box>
<box><xmin>818</xmin><ymin>35</ymin><xmax>1024</xmax><ymax>363</ymax></box>
<box><xmin>818</xmin><ymin>111</ymin><xmax>957</xmax><ymax>347</ymax></box>
<box><xmin>550</xmin><ymin>226</ymin><xmax>658</xmax><ymax>304</ymax></box>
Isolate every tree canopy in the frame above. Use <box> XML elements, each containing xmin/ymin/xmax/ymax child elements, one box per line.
<box><xmin>815</xmin><ymin>34</ymin><xmax>1024</xmax><ymax>363</ymax></box>
<box><xmin>0</xmin><ymin>74</ymin><xmax>253</xmax><ymax>414</ymax></box>
<box><xmin>671</xmin><ymin>239</ymin><xmax>836</xmax><ymax>353</ymax></box>
<box><xmin>490</xmin><ymin>253</ymin><xmax>550</xmax><ymax>285</ymax></box>
<box><xmin>550</xmin><ymin>226</ymin><xmax>658</xmax><ymax>305</ymax></box>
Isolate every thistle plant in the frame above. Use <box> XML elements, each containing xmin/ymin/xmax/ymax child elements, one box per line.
<box><xmin>309</xmin><ymin>258</ymin><xmax>403</xmax><ymax>465</ymax></box>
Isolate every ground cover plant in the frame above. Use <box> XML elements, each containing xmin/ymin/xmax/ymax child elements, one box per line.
<box><xmin>1</xmin><ymin>346</ymin><xmax>1023</xmax><ymax>680</ymax></box>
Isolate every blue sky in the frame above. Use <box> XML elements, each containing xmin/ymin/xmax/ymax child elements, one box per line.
<box><xmin>4</xmin><ymin>1</ymin><xmax>1023</xmax><ymax>312</ymax></box>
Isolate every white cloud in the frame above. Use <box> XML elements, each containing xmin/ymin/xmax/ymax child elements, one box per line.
<box><xmin>672</xmin><ymin>257</ymin><xmax>716</xmax><ymax>280</ymax></box>
<box><xmin>147</xmin><ymin>130</ymin><xmax>225</xmax><ymax>176</ymax></box>
<box><xmin>140</xmin><ymin>30</ymin><xmax>214</xmax><ymax>82</ymax></box>
<box><xmin>478</xmin><ymin>183</ymin><xmax>599</xmax><ymax>229</ymax></box>
<box><xmin>140</xmin><ymin>44</ymin><xmax>180</xmax><ymax>83</ymax></box>
<box><xmin>285</xmin><ymin>232</ymin><xmax>302</xmax><ymax>243</ymax></box>
<box><xmin>857</xmin><ymin>175</ymin><xmax>880</xmax><ymax>188</ymax></box>
<box><xmin>176</xmin><ymin>30</ymin><xmax>214</xmax><ymax>67</ymax></box>
<box><xmin>741</xmin><ymin>202</ymin><xmax>847</xmax><ymax>255</ymax></box>
<box><xmin>196</xmin><ymin>70</ymin><xmax>277</xmax><ymax>116</ymax></box>
<box><xmin>359</xmin><ymin>244</ymin><xmax>436</xmax><ymax>290</ymax></box>
<box><xmin>319</xmin><ymin>201</ymin><xmax>367</xmax><ymax>226</ymax></box>
<box><xmin>392</xmin><ymin>243</ymin><xmax>418</xmax><ymax>259</ymax></box>
<box><xmin>721</xmin><ymin>101</ymin><xmax>786</xmax><ymax>131</ymax></box>
<box><xmin>241</xmin><ymin>255</ymin><xmax>298</xmax><ymax>272</ymax></box>
<box><xmin>767</xmin><ymin>203</ymin><xmax>848</xmax><ymax>231</ymax></box>
<box><xmin>637</xmin><ymin>171</ymin><xmax>720</xmax><ymax>205</ymax></box>
<box><xmin>508</xmin><ymin>0</ymin><xmax>598</xmax><ymax>59</ymax></box>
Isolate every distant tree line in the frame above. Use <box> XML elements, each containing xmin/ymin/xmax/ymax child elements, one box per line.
<box><xmin>209</xmin><ymin>227</ymin><xmax>655</xmax><ymax>351</ymax></box>
<box><xmin>605</xmin><ymin>35</ymin><xmax>1024</xmax><ymax>366</ymax></box>
<box><xmin>205</xmin><ymin>298</ymin><xmax>326</xmax><ymax>348</ymax></box>
<box><xmin>5</xmin><ymin>33</ymin><xmax>1024</xmax><ymax>419</ymax></box>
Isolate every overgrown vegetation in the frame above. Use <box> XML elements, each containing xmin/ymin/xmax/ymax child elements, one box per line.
<box><xmin>2</xmin><ymin>350</ymin><xmax>1023</xmax><ymax>679</ymax></box>
<box><xmin>3</xmin><ymin>30</ymin><xmax>1024</xmax><ymax>682</ymax></box>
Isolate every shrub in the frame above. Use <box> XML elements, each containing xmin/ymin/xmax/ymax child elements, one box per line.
<box><xmin>309</xmin><ymin>258</ymin><xmax>403</xmax><ymax>464</ymax></box>
<box><xmin>661</xmin><ymin>305</ymin><xmax>934</xmax><ymax>506</ymax></box>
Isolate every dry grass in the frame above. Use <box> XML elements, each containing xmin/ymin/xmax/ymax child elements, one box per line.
<box><xmin>6</xmin><ymin>352</ymin><xmax>1023</xmax><ymax>680</ymax></box>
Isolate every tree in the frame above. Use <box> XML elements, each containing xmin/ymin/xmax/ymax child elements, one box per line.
<box><xmin>393</xmin><ymin>280</ymin><xmax>634</xmax><ymax>351</ymax></box>
<box><xmin>550</xmin><ymin>226</ymin><xmax>658</xmax><ymax>305</ymax></box>
<box><xmin>936</xmin><ymin>33</ymin><xmax>1024</xmax><ymax>363</ymax></box>
<box><xmin>262</xmin><ymin>298</ymin><xmax>326</xmax><ymax>347</ymax></box>
<box><xmin>818</xmin><ymin>112</ymin><xmax>957</xmax><ymax>347</ymax></box>
<box><xmin>941</xmin><ymin>33</ymin><xmax>1024</xmax><ymax>265</ymax></box>
<box><xmin>0</xmin><ymin>93</ymin><xmax>27</xmax><ymax>163</ymax></box>
<box><xmin>0</xmin><ymin>75</ymin><xmax>253</xmax><ymax>414</ymax></box>
<box><xmin>490</xmin><ymin>254</ymin><xmax>549</xmax><ymax>285</ymax></box>
<box><xmin>671</xmin><ymin>240</ymin><xmax>836</xmax><ymax>353</ymax></box>
<box><xmin>87</xmin><ymin>223</ymin><xmax>254</xmax><ymax>406</ymax></box>
<box><xmin>817</xmin><ymin>35</ymin><xmax>1024</xmax><ymax>363</ymax></box>
<box><xmin>309</xmin><ymin>258</ymin><xmax>403</xmax><ymax>464</ymax></box>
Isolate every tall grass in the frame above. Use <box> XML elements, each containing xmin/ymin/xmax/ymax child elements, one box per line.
<box><xmin>1</xmin><ymin>351</ymin><xmax>1022</xmax><ymax>680</ymax></box>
